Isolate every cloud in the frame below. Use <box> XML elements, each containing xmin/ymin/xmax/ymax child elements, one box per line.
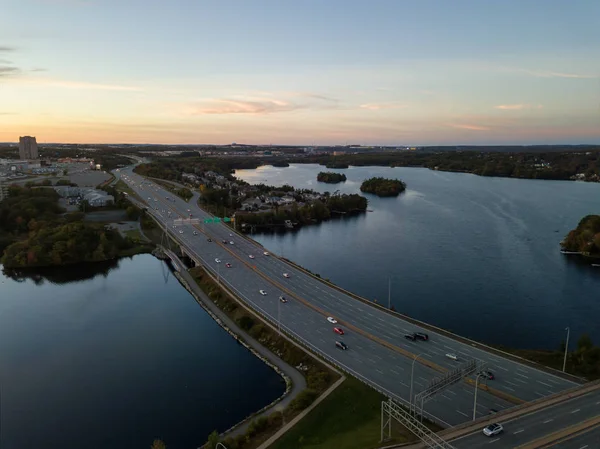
<box><xmin>0</xmin><ymin>65</ymin><xmax>20</xmax><ymax>77</ymax></box>
<box><xmin>0</xmin><ymin>46</ymin><xmax>16</xmax><ymax>52</ymax></box>
<box><xmin>19</xmin><ymin>78</ymin><xmax>142</xmax><ymax>91</ymax></box>
<box><xmin>509</xmin><ymin>68</ymin><xmax>597</xmax><ymax>79</ymax></box>
<box><xmin>495</xmin><ymin>104</ymin><xmax>543</xmax><ymax>110</ymax></box>
<box><xmin>449</xmin><ymin>124</ymin><xmax>490</xmax><ymax>131</ymax></box>
<box><xmin>360</xmin><ymin>102</ymin><xmax>407</xmax><ymax>110</ymax></box>
<box><xmin>186</xmin><ymin>98</ymin><xmax>301</xmax><ymax>115</ymax></box>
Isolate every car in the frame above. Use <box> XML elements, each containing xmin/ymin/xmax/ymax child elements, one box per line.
<box><xmin>187</xmin><ymin>209</ymin><xmax>191</xmax><ymax>212</ymax></box>
<box><xmin>215</xmin><ymin>258</ymin><xmax>221</xmax><ymax>263</ymax></box>
<box><xmin>178</xmin><ymin>230</ymin><xmax>183</xmax><ymax>234</ymax></box>
<box><xmin>222</xmin><ymin>239</ymin><xmax>228</xmax><ymax>244</ymax></box>
<box><xmin>480</xmin><ymin>370</ymin><xmax>495</xmax><ymax>380</ymax></box>
<box><xmin>172</xmin><ymin>225</ymin><xmax>177</xmax><ymax>229</ymax></box>
<box><xmin>207</xmin><ymin>238</ymin><xmax>212</xmax><ymax>242</ymax></box>
<box><xmin>335</xmin><ymin>341</ymin><xmax>348</xmax><ymax>350</ymax></box>
<box><xmin>279</xmin><ymin>296</ymin><xmax>287</xmax><ymax>303</ymax></box>
<box><xmin>488</xmin><ymin>408</ymin><xmax>499</xmax><ymax>415</ymax></box>
<box><xmin>193</xmin><ymin>231</ymin><xmax>197</xmax><ymax>235</ymax></box>
<box><xmin>327</xmin><ymin>317</ymin><xmax>337</xmax><ymax>324</ymax></box>
<box><xmin>283</xmin><ymin>273</ymin><xmax>290</xmax><ymax>278</ymax></box>
<box><xmin>230</xmin><ymin>241</ymin><xmax>234</xmax><ymax>245</ymax></box>
<box><xmin>249</xmin><ymin>255</ymin><xmax>255</xmax><ymax>259</ymax></box>
<box><xmin>404</xmin><ymin>333</ymin><xmax>417</xmax><ymax>341</ymax></box>
<box><xmin>263</xmin><ymin>251</ymin><xmax>270</xmax><ymax>256</ymax></box>
<box><xmin>333</xmin><ymin>327</ymin><xmax>344</xmax><ymax>335</ymax></box>
<box><xmin>415</xmin><ymin>332</ymin><xmax>429</xmax><ymax>341</ymax></box>
<box><xmin>259</xmin><ymin>290</ymin><xmax>267</xmax><ymax>296</ymax></box>
<box><xmin>445</xmin><ymin>353</ymin><xmax>458</xmax><ymax>361</ymax></box>
<box><xmin>226</xmin><ymin>263</ymin><xmax>232</xmax><ymax>268</ymax></box>
<box><xmin>229</xmin><ymin>233</ymin><xmax>233</xmax><ymax>237</ymax></box>
<box><xmin>482</xmin><ymin>423</ymin><xmax>503</xmax><ymax>437</ymax></box>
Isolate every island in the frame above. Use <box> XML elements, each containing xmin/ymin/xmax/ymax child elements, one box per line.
<box><xmin>317</xmin><ymin>171</ymin><xmax>347</xmax><ymax>184</ymax></box>
<box><xmin>360</xmin><ymin>177</ymin><xmax>406</xmax><ymax>197</ymax></box>
<box><xmin>561</xmin><ymin>215</ymin><xmax>600</xmax><ymax>257</ymax></box>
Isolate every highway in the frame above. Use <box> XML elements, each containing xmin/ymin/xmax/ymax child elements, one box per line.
<box><xmin>553</xmin><ymin>425</ymin><xmax>600</xmax><ymax>448</ymax></box>
<box><xmin>452</xmin><ymin>391</ymin><xmax>600</xmax><ymax>448</ymax></box>
<box><xmin>115</xmin><ymin>166</ymin><xmax>581</xmax><ymax>431</ymax></box>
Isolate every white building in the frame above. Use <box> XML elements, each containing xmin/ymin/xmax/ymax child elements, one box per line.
<box><xmin>19</xmin><ymin>136</ymin><xmax>38</xmax><ymax>160</ymax></box>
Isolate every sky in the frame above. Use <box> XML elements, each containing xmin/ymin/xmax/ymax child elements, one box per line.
<box><xmin>1</xmin><ymin>0</ymin><xmax>599</xmax><ymax>146</ymax></box>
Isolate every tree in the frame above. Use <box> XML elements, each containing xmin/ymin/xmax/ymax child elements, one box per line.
<box><xmin>150</xmin><ymin>439</ymin><xmax>166</xmax><ymax>449</ymax></box>
<box><xmin>578</xmin><ymin>334</ymin><xmax>594</xmax><ymax>352</ymax></box>
<box><xmin>206</xmin><ymin>430</ymin><xmax>220</xmax><ymax>448</ymax></box>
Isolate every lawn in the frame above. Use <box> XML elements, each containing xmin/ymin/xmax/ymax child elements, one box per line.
<box><xmin>125</xmin><ymin>228</ymin><xmax>144</xmax><ymax>242</ymax></box>
<box><xmin>270</xmin><ymin>376</ymin><xmax>418</xmax><ymax>449</ymax></box>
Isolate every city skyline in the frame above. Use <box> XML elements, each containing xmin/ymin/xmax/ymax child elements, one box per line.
<box><xmin>1</xmin><ymin>0</ymin><xmax>599</xmax><ymax>145</ymax></box>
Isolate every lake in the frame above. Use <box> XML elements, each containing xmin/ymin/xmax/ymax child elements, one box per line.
<box><xmin>0</xmin><ymin>255</ymin><xmax>284</xmax><ymax>449</ymax></box>
<box><xmin>235</xmin><ymin>164</ymin><xmax>600</xmax><ymax>351</ymax></box>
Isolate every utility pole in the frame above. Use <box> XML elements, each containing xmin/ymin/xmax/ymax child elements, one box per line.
<box><xmin>563</xmin><ymin>327</ymin><xmax>570</xmax><ymax>372</ymax></box>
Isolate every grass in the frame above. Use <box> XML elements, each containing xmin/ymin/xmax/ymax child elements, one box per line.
<box><xmin>124</xmin><ymin>228</ymin><xmax>145</xmax><ymax>242</ymax></box>
<box><xmin>270</xmin><ymin>376</ymin><xmax>422</xmax><ymax>449</ymax></box>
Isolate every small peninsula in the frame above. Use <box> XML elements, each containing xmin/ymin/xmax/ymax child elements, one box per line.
<box><xmin>317</xmin><ymin>171</ymin><xmax>347</xmax><ymax>184</ymax></box>
<box><xmin>561</xmin><ymin>215</ymin><xmax>600</xmax><ymax>257</ymax></box>
<box><xmin>360</xmin><ymin>177</ymin><xmax>406</xmax><ymax>197</ymax></box>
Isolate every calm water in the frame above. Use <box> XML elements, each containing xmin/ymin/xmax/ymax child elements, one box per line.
<box><xmin>0</xmin><ymin>255</ymin><xmax>284</xmax><ymax>449</ymax></box>
<box><xmin>235</xmin><ymin>164</ymin><xmax>600</xmax><ymax>350</ymax></box>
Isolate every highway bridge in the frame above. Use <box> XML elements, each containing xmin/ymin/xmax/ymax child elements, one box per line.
<box><xmin>115</xmin><ymin>166</ymin><xmax>599</xmax><ymax>447</ymax></box>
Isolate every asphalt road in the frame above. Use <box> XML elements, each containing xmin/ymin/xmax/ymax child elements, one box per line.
<box><xmin>452</xmin><ymin>391</ymin><xmax>600</xmax><ymax>448</ymax></box>
<box><xmin>115</xmin><ymin>167</ymin><xmax>581</xmax><ymax>430</ymax></box>
<box><xmin>553</xmin><ymin>424</ymin><xmax>600</xmax><ymax>448</ymax></box>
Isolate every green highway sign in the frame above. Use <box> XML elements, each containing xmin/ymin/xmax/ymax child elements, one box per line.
<box><xmin>203</xmin><ymin>217</ymin><xmax>233</xmax><ymax>224</ymax></box>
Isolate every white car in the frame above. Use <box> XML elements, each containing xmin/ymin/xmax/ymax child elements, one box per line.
<box><xmin>193</xmin><ymin>231</ymin><xmax>197</xmax><ymax>235</ymax></box>
<box><xmin>445</xmin><ymin>353</ymin><xmax>458</xmax><ymax>361</ymax></box>
<box><xmin>215</xmin><ymin>258</ymin><xmax>221</xmax><ymax>263</ymax></box>
<box><xmin>179</xmin><ymin>230</ymin><xmax>183</xmax><ymax>234</ymax></box>
<box><xmin>263</xmin><ymin>251</ymin><xmax>270</xmax><ymax>256</ymax></box>
<box><xmin>249</xmin><ymin>255</ymin><xmax>255</xmax><ymax>259</ymax></box>
<box><xmin>259</xmin><ymin>290</ymin><xmax>267</xmax><ymax>296</ymax></box>
<box><xmin>230</xmin><ymin>241</ymin><xmax>234</xmax><ymax>245</ymax></box>
<box><xmin>283</xmin><ymin>273</ymin><xmax>290</xmax><ymax>278</ymax></box>
<box><xmin>327</xmin><ymin>317</ymin><xmax>337</xmax><ymax>324</ymax></box>
<box><xmin>229</xmin><ymin>233</ymin><xmax>233</xmax><ymax>237</ymax></box>
<box><xmin>482</xmin><ymin>423</ymin><xmax>503</xmax><ymax>437</ymax></box>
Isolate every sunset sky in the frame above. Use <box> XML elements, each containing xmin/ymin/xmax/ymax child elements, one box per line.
<box><xmin>1</xmin><ymin>0</ymin><xmax>599</xmax><ymax>145</ymax></box>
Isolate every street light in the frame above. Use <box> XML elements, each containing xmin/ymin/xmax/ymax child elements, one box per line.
<box><xmin>473</xmin><ymin>372</ymin><xmax>485</xmax><ymax>420</ymax></box>
<box><xmin>563</xmin><ymin>327</ymin><xmax>570</xmax><ymax>372</ymax></box>
<box><xmin>410</xmin><ymin>353</ymin><xmax>424</xmax><ymax>411</ymax></box>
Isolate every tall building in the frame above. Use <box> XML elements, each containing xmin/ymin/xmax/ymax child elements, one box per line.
<box><xmin>19</xmin><ymin>136</ymin><xmax>38</xmax><ymax>159</ymax></box>
<box><xmin>0</xmin><ymin>177</ymin><xmax>9</xmax><ymax>203</ymax></box>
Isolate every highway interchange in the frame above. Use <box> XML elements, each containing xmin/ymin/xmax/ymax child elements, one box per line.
<box><xmin>116</xmin><ymin>166</ymin><xmax>598</xmax><ymax>446</ymax></box>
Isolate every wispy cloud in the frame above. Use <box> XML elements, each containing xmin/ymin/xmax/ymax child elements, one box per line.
<box><xmin>495</xmin><ymin>104</ymin><xmax>543</xmax><ymax>110</ymax></box>
<box><xmin>0</xmin><ymin>66</ymin><xmax>20</xmax><ymax>77</ymax></box>
<box><xmin>186</xmin><ymin>98</ymin><xmax>300</xmax><ymax>115</ymax></box>
<box><xmin>449</xmin><ymin>124</ymin><xmax>490</xmax><ymax>131</ymax></box>
<box><xmin>0</xmin><ymin>46</ymin><xmax>16</xmax><ymax>53</ymax></box>
<box><xmin>508</xmin><ymin>67</ymin><xmax>597</xmax><ymax>79</ymax></box>
<box><xmin>19</xmin><ymin>78</ymin><xmax>142</xmax><ymax>91</ymax></box>
<box><xmin>360</xmin><ymin>102</ymin><xmax>407</xmax><ymax>110</ymax></box>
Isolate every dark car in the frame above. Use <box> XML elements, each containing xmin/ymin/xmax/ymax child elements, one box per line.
<box><xmin>404</xmin><ymin>333</ymin><xmax>417</xmax><ymax>341</ymax></box>
<box><xmin>207</xmin><ymin>238</ymin><xmax>212</xmax><ymax>242</ymax></box>
<box><xmin>222</xmin><ymin>239</ymin><xmax>227</xmax><ymax>244</ymax></box>
<box><xmin>415</xmin><ymin>332</ymin><xmax>429</xmax><ymax>341</ymax></box>
<box><xmin>335</xmin><ymin>341</ymin><xmax>348</xmax><ymax>350</ymax></box>
<box><xmin>480</xmin><ymin>370</ymin><xmax>495</xmax><ymax>380</ymax></box>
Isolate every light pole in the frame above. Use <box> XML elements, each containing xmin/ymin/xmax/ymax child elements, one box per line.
<box><xmin>473</xmin><ymin>372</ymin><xmax>485</xmax><ymax>420</ymax></box>
<box><xmin>563</xmin><ymin>327</ymin><xmax>570</xmax><ymax>372</ymax></box>
<box><xmin>410</xmin><ymin>353</ymin><xmax>424</xmax><ymax>412</ymax></box>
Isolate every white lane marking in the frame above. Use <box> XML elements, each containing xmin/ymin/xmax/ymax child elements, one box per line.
<box><xmin>415</xmin><ymin>381</ymin><xmax>425</xmax><ymax>387</ymax></box>
<box><xmin>579</xmin><ymin>445</ymin><xmax>588</xmax><ymax>449</ymax></box>
<box><xmin>442</xmin><ymin>394</ymin><xmax>452</xmax><ymax>400</ymax></box>
<box><xmin>513</xmin><ymin>429</ymin><xmax>524</xmax><ymax>434</ymax></box>
<box><xmin>515</xmin><ymin>372</ymin><xmax>530</xmax><ymax>379</ymax></box>
<box><xmin>390</xmin><ymin>369</ymin><xmax>400</xmax><ymax>375</ymax></box>
<box><xmin>596</xmin><ymin>401</ymin><xmax>600</xmax><ymax>405</ymax></box>
<box><xmin>419</xmin><ymin>376</ymin><xmax>428</xmax><ymax>382</ymax></box>
<box><xmin>506</xmin><ymin>381</ymin><xmax>520</xmax><ymax>387</ymax></box>
<box><xmin>462</xmin><ymin>388</ymin><xmax>474</xmax><ymax>395</ymax></box>
<box><xmin>496</xmin><ymin>366</ymin><xmax>509</xmax><ymax>372</ymax></box>
<box><xmin>489</xmin><ymin>438</ymin><xmax>500</xmax><ymax>443</ymax></box>
<box><xmin>458</xmin><ymin>351</ymin><xmax>471</xmax><ymax>356</ymax></box>
<box><xmin>456</xmin><ymin>410</ymin><xmax>469</xmax><ymax>418</ymax></box>
<box><xmin>537</xmin><ymin>380</ymin><xmax>553</xmax><ymax>388</ymax></box>
<box><xmin>444</xmin><ymin>345</ymin><xmax>454</xmax><ymax>350</ymax></box>
<box><xmin>494</xmin><ymin>403</ymin><xmax>505</xmax><ymax>408</ymax></box>
<box><xmin>376</xmin><ymin>369</ymin><xmax>384</xmax><ymax>374</ymax></box>
<box><xmin>447</xmin><ymin>391</ymin><xmax>457</xmax><ymax>396</ymax></box>
<box><xmin>514</xmin><ymin>378</ymin><xmax>528</xmax><ymax>385</ymax></box>
<box><xmin>517</xmin><ymin>368</ymin><xmax>529</xmax><ymax>374</ymax></box>
<box><xmin>488</xmin><ymin>357</ymin><xmax>501</xmax><ymax>363</ymax></box>
<box><xmin>505</xmin><ymin>386</ymin><xmax>515</xmax><ymax>392</ymax></box>
<box><xmin>571</xmin><ymin>408</ymin><xmax>580</xmax><ymax>414</ymax></box>
<box><xmin>535</xmin><ymin>391</ymin><xmax>546</xmax><ymax>397</ymax></box>
<box><xmin>543</xmin><ymin>419</ymin><xmax>553</xmax><ymax>423</ymax></box>
<box><xmin>399</xmin><ymin>381</ymin><xmax>409</xmax><ymax>388</ymax></box>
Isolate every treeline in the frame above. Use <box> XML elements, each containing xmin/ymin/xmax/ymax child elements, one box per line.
<box><xmin>304</xmin><ymin>150</ymin><xmax>600</xmax><ymax>181</ymax></box>
<box><xmin>237</xmin><ymin>193</ymin><xmax>367</xmax><ymax>228</ymax></box>
<box><xmin>360</xmin><ymin>177</ymin><xmax>406</xmax><ymax>197</ymax></box>
<box><xmin>561</xmin><ymin>215</ymin><xmax>600</xmax><ymax>256</ymax></box>
<box><xmin>0</xmin><ymin>186</ymin><xmax>138</xmax><ymax>268</ymax></box>
<box><xmin>317</xmin><ymin>171</ymin><xmax>347</xmax><ymax>183</ymax></box>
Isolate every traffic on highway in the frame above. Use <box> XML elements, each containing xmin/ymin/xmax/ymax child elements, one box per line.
<box><xmin>115</xmin><ymin>166</ymin><xmax>596</xmax><ymax>445</ymax></box>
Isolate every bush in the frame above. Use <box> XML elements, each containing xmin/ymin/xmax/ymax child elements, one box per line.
<box><xmin>237</xmin><ymin>315</ymin><xmax>255</xmax><ymax>331</ymax></box>
<box><xmin>289</xmin><ymin>389</ymin><xmax>318</xmax><ymax>412</ymax></box>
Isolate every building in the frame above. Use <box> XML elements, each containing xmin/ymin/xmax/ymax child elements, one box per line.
<box><xmin>19</xmin><ymin>136</ymin><xmax>39</xmax><ymax>160</ymax></box>
<box><xmin>0</xmin><ymin>177</ymin><xmax>9</xmax><ymax>202</ymax></box>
